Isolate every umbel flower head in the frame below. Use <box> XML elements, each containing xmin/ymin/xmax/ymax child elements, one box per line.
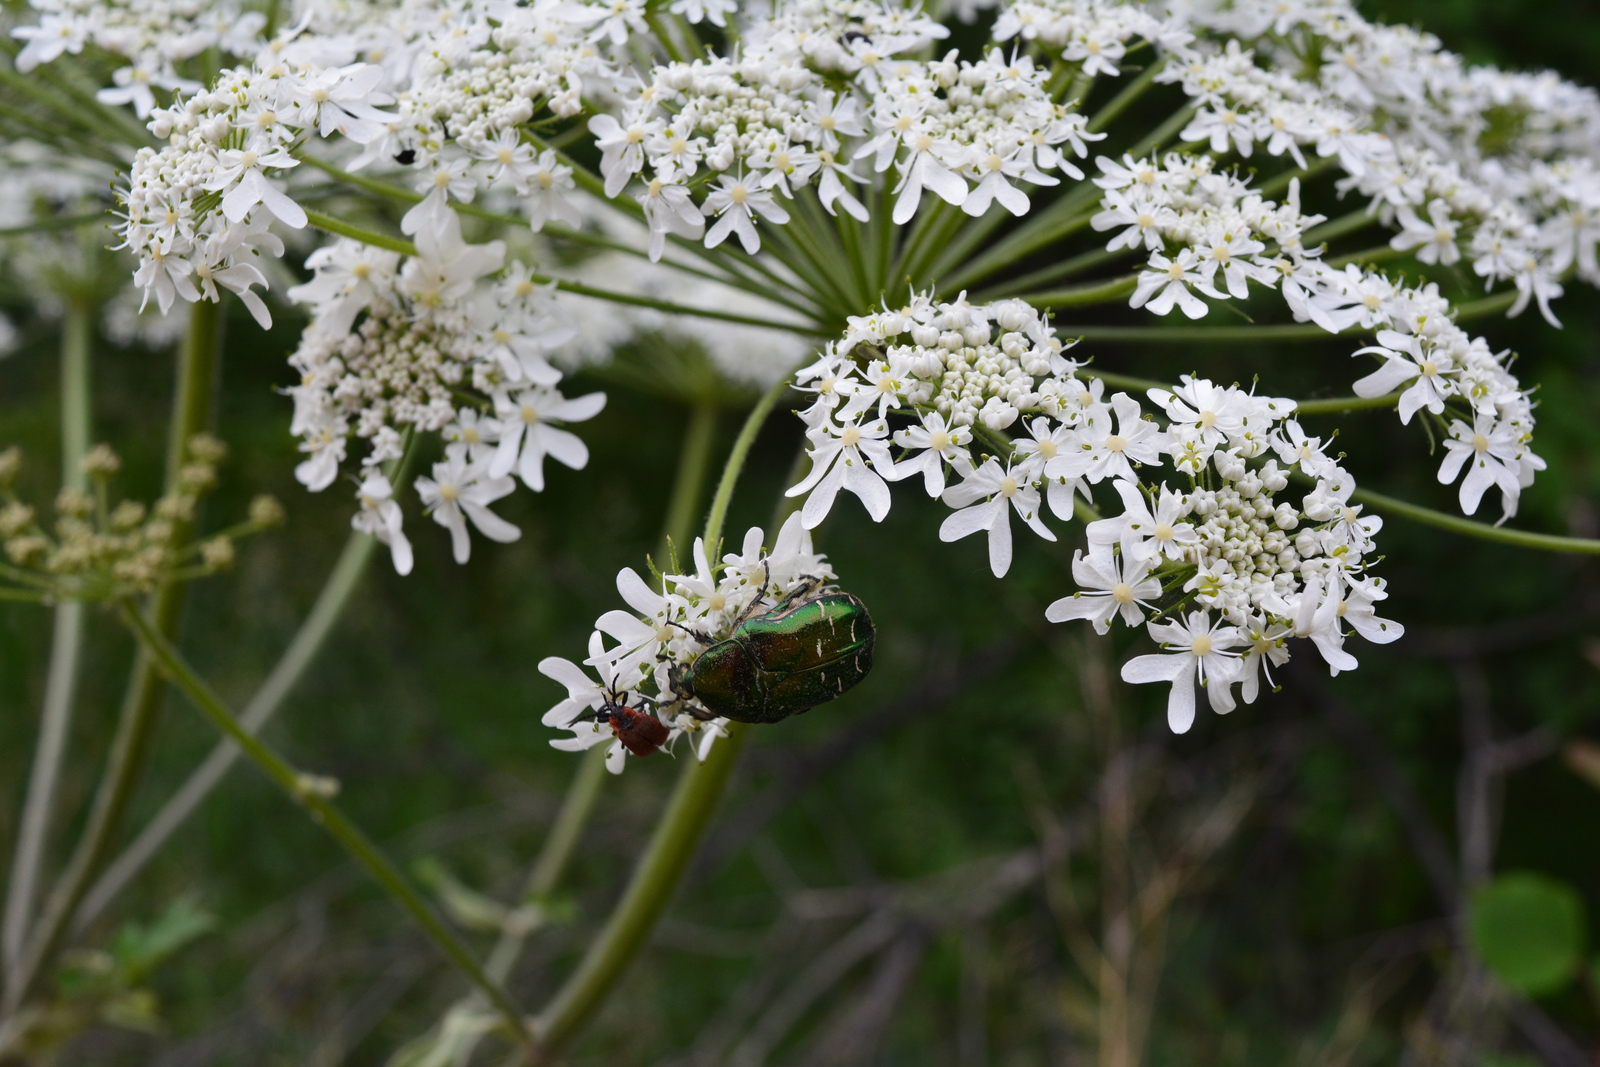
<box><xmin>13</xmin><ymin>0</ymin><xmax>1587</xmax><ymax>739</ymax></box>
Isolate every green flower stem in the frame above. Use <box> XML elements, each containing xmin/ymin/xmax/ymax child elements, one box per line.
<box><xmin>1066</xmin><ymin>290</ymin><xmax>1518</xmax><ymax>344</ymax></box>
<box><xmin>304</xmin><ymin>207</ymin><xmax>415</xmax><ymax>254</ymax></box>
<box><xmin>2</xmin><ymin>297</ymin><xmax>94</xmax><ymax>978</ymax></box>
<box><xmin>1085</xmin><ymin>58</ymin><xmax>1165</xmax><ymax>134</ymax></box>
<box><xmin>1293</xmin><ymin>393</ymin><xmax>1401</xmax><ymax>415</ymax></box>
<box><xmin>703</xmin><ymin>376</ymin><xmax>795</xmax><ymax>552</ymax></box>
<box><xmin>904</xmin><ymin>201</ymin><xmax>976</xmax><ymax>288</ymax></box>
<box><xmin>938</xmin><ymin>104</ymin><xmax>1195</xmax><ymax>293</ymax></box>
<box><xmin>1300</xmin><ymin>208</ymin><xmax>1379</xmax><ymax>247</ymax></box>
<box><xmin>531</xmin><ymin>724</ymin><xmax>749</xmax><ymax>1054</ymax></box>
<box><xmin>1350</xmin><ymin>487</ymin><xmax>1600</xmax><ymax>556</ymax></box>
<box><xmin>1021</xmin><ymin>274</ymin><xmax>1139</xmax><ymax>309</ymax></box>
<box><xmin>300</xmin><ymin>208</ymin><xmax>826</xmax><ymax>334</ymax></box>
<box><xmin>981</xmin><ymin>243</ymin><xmax>1129</xmax><ymax>298</ymax></box>
<box><xmin>530</xmin><ymin>375</ymin><xmax>794</xmax><ymax>1054</ymax></box>
<box><xmin>1</xmin><ymin>298</ymin><xmax>222</xmax><ymax>1017</ymax></box>
<box><xmin>0</xmin><ymin>62</ymin><xmax>138</xmax><ymax>150</ymax></box>
<box><xmin>75</xmin><ymin>530</ymin><xmax>379</xmax><ymax>932</ymax></box>
<box><xmin>1081</xmin><ymin>367</ymin><xmax>1397</xmax><ymax>415</ymax></box>
<box><xmin>296</xmin><ymin>154</ymin><xmax>816</xmax><ymax>310</ymax></box>
<box><xmin>114</xmin><ymin>600</ymin><xmax>536</xmax><ymax>1054</ymax></box>
<box><xmin>1254</xmin><ymin>156</ymin><xmax>1340</xmax><ymax>200</ymax></box>
<box><xmin>1326</xmin><ymin>244</ymin><xmax>1410</xmax><ymax>269</ymax></box>
<box><xmin>660</xmin><ymin>401</ymin><xmax>721</xmax><ymax>561</ymax></box>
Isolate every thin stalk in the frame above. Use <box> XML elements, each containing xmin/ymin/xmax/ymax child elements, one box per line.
<box><xmin>1081</xmin><ymin>367</ymin><xmax>1395</xmax><ymax>415</ymax></box>
<box><xmin>833</xmin><ymin>194</ymin><xmax>874</xmax><ymax>308</ymax></box>
<box><xmin>1349</xmin><ymin>487</ymin><xmax>1600</xmax><ymax>556</ymax></box>
<box><xmin>76</xmin><ymin>530</ymin><xmax>379</xmax><ymax>931</ymax></box>
<box><xmin>904</xmin><ymin>203</ymin><xmax>973</xmax><ymax>289</ymax></box>
<box><xmin>703</xmin><ymin>377</ymin><xmax>794</xmax><ymax>552</ymax></box>
<box><xmin>0</xmin><ymin>63</ymin><xmax>138</xmax><ymax>149</ymax></box>
<box><xmin>304</xmin><ymin>207</ymin><xmax>415</xmax><ymax>254</ymax></box>
<box><xmin>1254</xmin><ymin>156</ymin><xmax>1339</xmax><ymax>200</ymax></box>
<box><xmin>660</xmin><ymin>402</ymin><xmax>720</xmax><ymax>560</ymax></box>
<box><xmin>889</xmin><ymin>197</ymin><xmax>955</xmax><ymax>290</ymax></box>
<box><xmin>115</xmin><ymin>602</ymin><xmax>535</xmax><ymax>1053</ymax></box>
<box><xmin>1085</xmin><ymin>59</ymin><xmax>1165</xmax><ymax>134</ymax></box>
<box><xmin>771</xmin><ymin>202</ymin><xmax>857</xmax><ymax>317</ymax></box>
<box><xmin>421</xmin><ymin>381</ymin><xmax>726</xmax><ymax>1064</ymax></box>
<box><xmin>2</xmin><ymin>297</ymin><xmax>93</xmax><ymax>976</ymax></box>
<box><xmin>296</xmin><ymin>154</ymin><xmax>812</xmax><ymax>308</ymax></box>
<box><xmin>1067</xmin><ymin>288</ymin><xmax>1518</xmax><ymax>343</ymax></box>
<box><xmin>1326</xmin><ymin>244</ymin><xmax>1409</xmax><ymax>270</ymax></box>
<box><xmin>980</xmin><ymin>244</ymin><xmax>1129</xmax><ymax>298</ymax></box>
<box><xmin>2</xmin><ymin>299</ymin><xmax>222</xmax><ymax>1016</ymax></box>
<box><xmin>1300</xmin><ymin>207</ymin><xmax>1377</xmax><ymax>247</ymax></box>
<box><xmin>530</xmin><ymin>376</ymin><xmax>794</xmax><ymax>1054</ymax></box>
<box><xmin>302</xmin><ymin>209</ymin><xmax>825</xmax><ymax>334</ymax></box>
<box><xmin>1020</xmin><ymin>274</ymin><xmax>1138</xmax><ymax>309</ymax></box>
<box><xmin>1294</xmin><ymin>393</ymin><xmax>1400</xmax><ymax>415</ymax></box>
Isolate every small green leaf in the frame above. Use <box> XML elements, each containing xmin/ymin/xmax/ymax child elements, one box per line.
<box><xmin>1469</xmin><ymin>872</ymin><xmax>1587</xmax><ymax>996</ymax></box>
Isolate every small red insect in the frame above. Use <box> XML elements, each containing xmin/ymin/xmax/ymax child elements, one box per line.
<box><xmin>573</xmin><ymin>685</ymin><xmax>670</xmax><ymax>757</ymax></box>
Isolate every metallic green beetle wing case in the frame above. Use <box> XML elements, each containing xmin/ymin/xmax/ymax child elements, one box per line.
<box><xmin>675</xmin><ymin>591</ymin><xmax>875</xmax><ymax>724</ymax></box>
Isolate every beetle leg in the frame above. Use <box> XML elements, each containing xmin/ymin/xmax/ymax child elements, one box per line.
<box><xmin>729</xmin><ymin>559</ymin><xmax>774</xmax><ymax>629</ymax></box>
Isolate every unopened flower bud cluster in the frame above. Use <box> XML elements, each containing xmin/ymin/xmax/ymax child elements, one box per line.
<box><xmin>0</xmin><ymin>437</ymin><xmax>282</xmax><ymax>601</ymax></box>
<box><xmin>539</xmin><ymin>514</ymin><xmax>833</xmax><ymax>774</ymax></box>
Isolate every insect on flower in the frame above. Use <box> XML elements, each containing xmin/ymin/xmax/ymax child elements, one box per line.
<box><xmin>667</xmin><ymin>579</ymin><xmax>876</xmax><ymax>725</ymax></box>
<box><xmin>576</xmin><ymin>685</ymin><xmax>671</xmax><ymax>758</ymax></box>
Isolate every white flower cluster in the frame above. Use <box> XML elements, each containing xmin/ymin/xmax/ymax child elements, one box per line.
<box><xmin>12</xmin><ymin>0</ymin><xmax>264</xmax><ymax>115</ymax></box>
<box><xmin>787</xmin><ymin>295</ymin><xmax>1408</xmax><ymax>732</ymax></box>
<box><xmin>286</xmin><ymin>209</ymin><xmax>603</xmax><ymax>574</ymax></box>
<box><xmin>595</xmin><ymin>21</ymin><xmax>1101</xmax><ymax>256</ymax></box>
<box><xmin>117</xmin><ymin>46</ymin><xmax>398</xmax><ymax>326</ymax></box>
<box><xmin>1092</xmin><ymin>151</ymin><xmax>1542</xmax><ymax>520</ymax></box>
<box><xmin>998</xmin><ymin>0</ymin><xmax>1600</xmax><ymax>325</ymax></box>
<box><xmin>539</xmin><ymin>514</ymin><xmax>832</xmax><ymax>773</ymax></box>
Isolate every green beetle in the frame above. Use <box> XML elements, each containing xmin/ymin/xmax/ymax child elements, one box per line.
<box><xmin>669</xmin><ymin>587</ymin><xmax>875</xmax><ymax>724</ymax></box>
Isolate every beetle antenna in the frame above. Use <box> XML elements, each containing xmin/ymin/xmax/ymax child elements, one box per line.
<box><xmin>664</xmin><ymin>619</ymin><xmax>717</xmax><ymax>644</ymax></box>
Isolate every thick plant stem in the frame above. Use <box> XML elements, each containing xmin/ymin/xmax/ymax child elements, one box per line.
<box><xmin>2</xmin><ymin>300</ymin><xmax>93</xmax><ymax>978</ymax></box>
<box><xmin>405</xmin><ymin>389</ymin><xmax>729</xmax><ymax>1064</ymax></box>
<box><xmin>115</xmin><ymin>602</ymin><xmax>535</xmax><ymax>1055</ymax></box>
<box><xmin>529</xmin><ymin>375</ymin><xmax>793</xmax><ymax>1055</ymax></box>
<box><xmin>76</xmin><ymin>531</ymin><xmax>378</xmax><ymax>931</ymax></box>
<box><xmin>532</xmin><ymin>724</ymin><xmax>749</xmax><ymax>1054</ymax></box>
<box><xmin>1</xmin><ymin>299</ymin><xmax>221</xmax><ymax>1017</ymax></box>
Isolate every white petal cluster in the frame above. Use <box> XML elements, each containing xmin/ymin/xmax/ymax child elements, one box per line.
<box><xmin>789</xmin><ymin>296</ymin><xmax>1407</xmax><ymax>733</ymax></box>
<box><xmin>1090</xmin><ymin>150</ymin><xmax>1542</xmax><ymax>521</ymax></box>
<box><xmin>117</xmin><ymin>47</ymin><xmax>398</xmax><ymax>326</ymax></box>
<box><xmin>285</xmin><ymin>209</ymin><xmax>602</xmax><ymax>573</ymax></box>
<box><xmin>12</xmin><ymin>0</ymin><xmax>264</xmax><ymax>113</ymax></box>
<box><xmin>539</xmin><ymin>514</ymin><xmax>833</xmax><ymax>773</ymax></box>
<box><xmin>595</xmin><ymin>19</ymin><xmax>1100</xmax><ymax>255</ymax></box>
